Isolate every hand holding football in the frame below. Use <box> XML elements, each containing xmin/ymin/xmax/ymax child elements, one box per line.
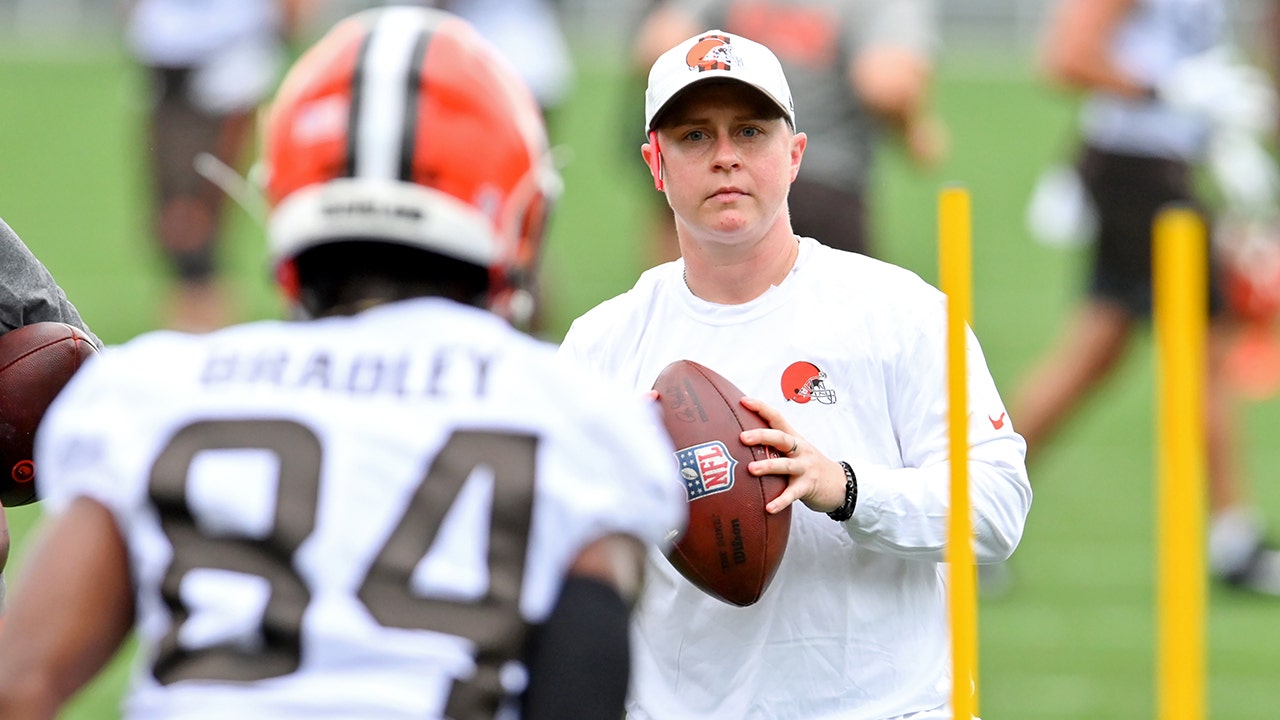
<box><xmin>0</xmin><ymin>322</ymin><xmax>99</xmax><ymax>507</ymax></box>
<box><xmin>652</xmin><ymin>359</ymin><xmax>790</xmax><ymax>606</ymax></box>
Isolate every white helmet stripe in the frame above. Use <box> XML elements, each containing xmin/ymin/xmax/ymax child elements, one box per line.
<box><xmin>353</xmin><ymin>8</ymin><xmax>429</xmax><ymax>180</ymax></box>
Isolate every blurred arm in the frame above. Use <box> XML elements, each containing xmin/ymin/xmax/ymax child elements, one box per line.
<box><xmin>0</xmin><ymin>497</ymin><xmax>134</xmax><ymax>720</ymax></box>
<box><xmin>1040</xmin><ymin>0</ymin><xmax>1147</xmax><ymax>97</ymax></box>
<box><xmin>850</xmin><ymin>44</ymin><xmax>947</xmax><ymax>166</ymax></box>
<box><xmin>0</xmin><ymin>506</ymin><xmax>9</xmax><ymax>578</ymax></box>
<box><xmin>633</xmin><ymin>4</ymin><xmax>701</xmax><ymax>73</ymax></box>
<box><xmin>564</xmin><ymin>531</ymin><xmax>647</xmax><ymax>604</ymax></box>
<box><xmin>0</xmin><ymin>506</ymin><xmax>8</xmax><ymax>614</ymax></box>
<box><xmin>278</xmin><ymin>0</ymin><xmax>323</xmax><ymax>40</ymax></box>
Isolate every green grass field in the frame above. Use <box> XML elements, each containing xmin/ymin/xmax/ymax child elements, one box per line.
<box><xmin>2</xmin><ymin>37</ymin><xmax>1279</xmax><ymax>719</ymax></box>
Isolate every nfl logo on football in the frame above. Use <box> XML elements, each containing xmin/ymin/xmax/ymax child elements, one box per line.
<box><xmin>676</xmin><ymin>441</ymin><xmax>737</xmax><ymax>501</ymax></box>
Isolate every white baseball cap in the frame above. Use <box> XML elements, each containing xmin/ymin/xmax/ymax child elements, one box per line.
<box><xmin>644</xmin><ymin>30</ymin><xmax>796</xmax><ymax>134</ymax></box>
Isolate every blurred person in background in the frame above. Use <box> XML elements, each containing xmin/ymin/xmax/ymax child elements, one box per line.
<box><xmin>1212</xmin><ymin>0</ymin><xmax>1280</xmax><ymax>398</ymax></box>
<box><xmin>0</xmin><ymin>7</ymin><xmax>684</xmax><ymax>719</ymax></box>
<box><xmin>428</xmin><ymin>0</ymin><xmax>574</xmax><ymax>336</ymax></box>
<box><xmin>432</xmin><ymin>0</ymin><xmax>573</xmax><ymax>131</ymax></box>
<box><xmin>1009</xmin><ymin>0</ymin><xmax>1280</xmax><ymax>596</ymax></box>
<box><xmin>0</xmin><ymin>216</ymin><xmax>102</xmax><ymax>618</ymax></box>
<box><xmin>633</xmin><ymin>0</ymin><xmax>948</xmax><ymax>263</ymax></box>
<box><xmin>125</xmin><ymin>0</ymin><xmax>312</xmax><ymax>332</ymax></box>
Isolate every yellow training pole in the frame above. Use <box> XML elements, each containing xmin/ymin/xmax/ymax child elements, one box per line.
<box><xmin>940</xmin><ymin>186</ymin><xmax>977</xmax><ymax>719</ymax></box>
<box><xmin>1153</xmin><ymin>206</ymin><xmax>1207</xmax><ymax>720</ymax></box>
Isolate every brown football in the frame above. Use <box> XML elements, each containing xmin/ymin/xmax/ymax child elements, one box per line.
<box><xmin>652</xmin><ymin>359</ymin><xmax>790</xmax><ymax>606</ymax></box>
<box><xmin>0</xmin><ymin>322</ymin><xmax>99</xmax><ymax>507</ymax></box>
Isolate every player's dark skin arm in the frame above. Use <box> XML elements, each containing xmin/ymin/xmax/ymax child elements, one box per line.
<box><xmin>522</xmin><ymin>532</ymin><xmax>646</xmax><ymax>720</ymax></box>
<box><xmin>0</xmin><ymin>504</ymin><xmax>9</xmax><ymax>577</ymax></box>
<box><xmin>0</xmin><ymin>497</ymin><xmax>135</xmax><ymax>720</ymax></box>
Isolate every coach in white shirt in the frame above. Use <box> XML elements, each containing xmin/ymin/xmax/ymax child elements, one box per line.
<box><xmin>559</xmin><ymin>29</ymin><xmax>1032</xmax><ymax>720</ymax></box>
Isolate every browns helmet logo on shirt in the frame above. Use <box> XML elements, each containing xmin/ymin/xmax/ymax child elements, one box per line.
<box><xmin>685</xmin><ymin>33</ymin><xmax>737</xmax><ymax>72</ymax></box>
<box><xmin>780</xmin><ymin>361</ymin><xmax>837</xmax><ymax>404</ymax></box>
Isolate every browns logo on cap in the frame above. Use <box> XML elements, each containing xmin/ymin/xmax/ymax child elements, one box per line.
<box><xmin>685</xmin><ymin>33</ymin><xmax>734</xmax><ymax>72</ymax></box>
<box><xmin>644</xmin><ymin>29</ymin><xmax>796</xmax><ymax>135</ymax></box>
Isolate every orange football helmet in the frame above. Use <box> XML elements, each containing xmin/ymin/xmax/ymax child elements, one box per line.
<box><xmin>262</xmin><ymin>6</ymin><xmax>560</xmax><ymax>320</ymax></box>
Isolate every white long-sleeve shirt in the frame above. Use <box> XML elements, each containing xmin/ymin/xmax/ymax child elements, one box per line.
<box><xmin>559</xmin><ymin>236</ymin><xmax>1032</xmax><ymax>720</ymax></box>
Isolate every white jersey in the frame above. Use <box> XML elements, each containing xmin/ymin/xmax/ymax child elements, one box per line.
<box><xmin>559</xmin><ymin>237</ymin><xmax>1032</xmax><ymax>720</ymax></box>
<box><xmin>445</xmin><ymin>0</ymin><xmax>572</xmax><ymax>109</ymax></box>
<box><xmin>35</xmin><ymin>298</ymin><xmax>686</xmax><ymax>720</ymax></box>
<box><xmin>127</xmin><ymin>0</ymin><xmax>283</xmax><ymax>67</ymax></box>
<box><xmin>1080</xmin><ymin>0</ymin><xmax>1224</xmax><ymax>160</ymax></box>
<box><xmin>126</xmin><ymin>0</ymin><xmax>286</xmax><ymax>113</ymax></box>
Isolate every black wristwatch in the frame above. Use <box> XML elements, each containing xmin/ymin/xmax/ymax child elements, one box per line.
<box><xmin>827</xmin><ymin>461</ymin><xmax>858</xmax><ymax>522</ymax></box>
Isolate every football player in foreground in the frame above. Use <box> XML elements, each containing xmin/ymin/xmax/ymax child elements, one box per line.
<box><xmin>0</xmin><ymin>217</ymin><xmax>101</xmax><ymax>615</ymax></box>
<box><xmin>558</xmin><ymin>30</ymin><xmax>1031</xmax><ymax>719</ymax></box>
<box><xmin>0</xmin><ymin>7</ymin><xmax>685</xmax><ymax>719</ymax></box>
